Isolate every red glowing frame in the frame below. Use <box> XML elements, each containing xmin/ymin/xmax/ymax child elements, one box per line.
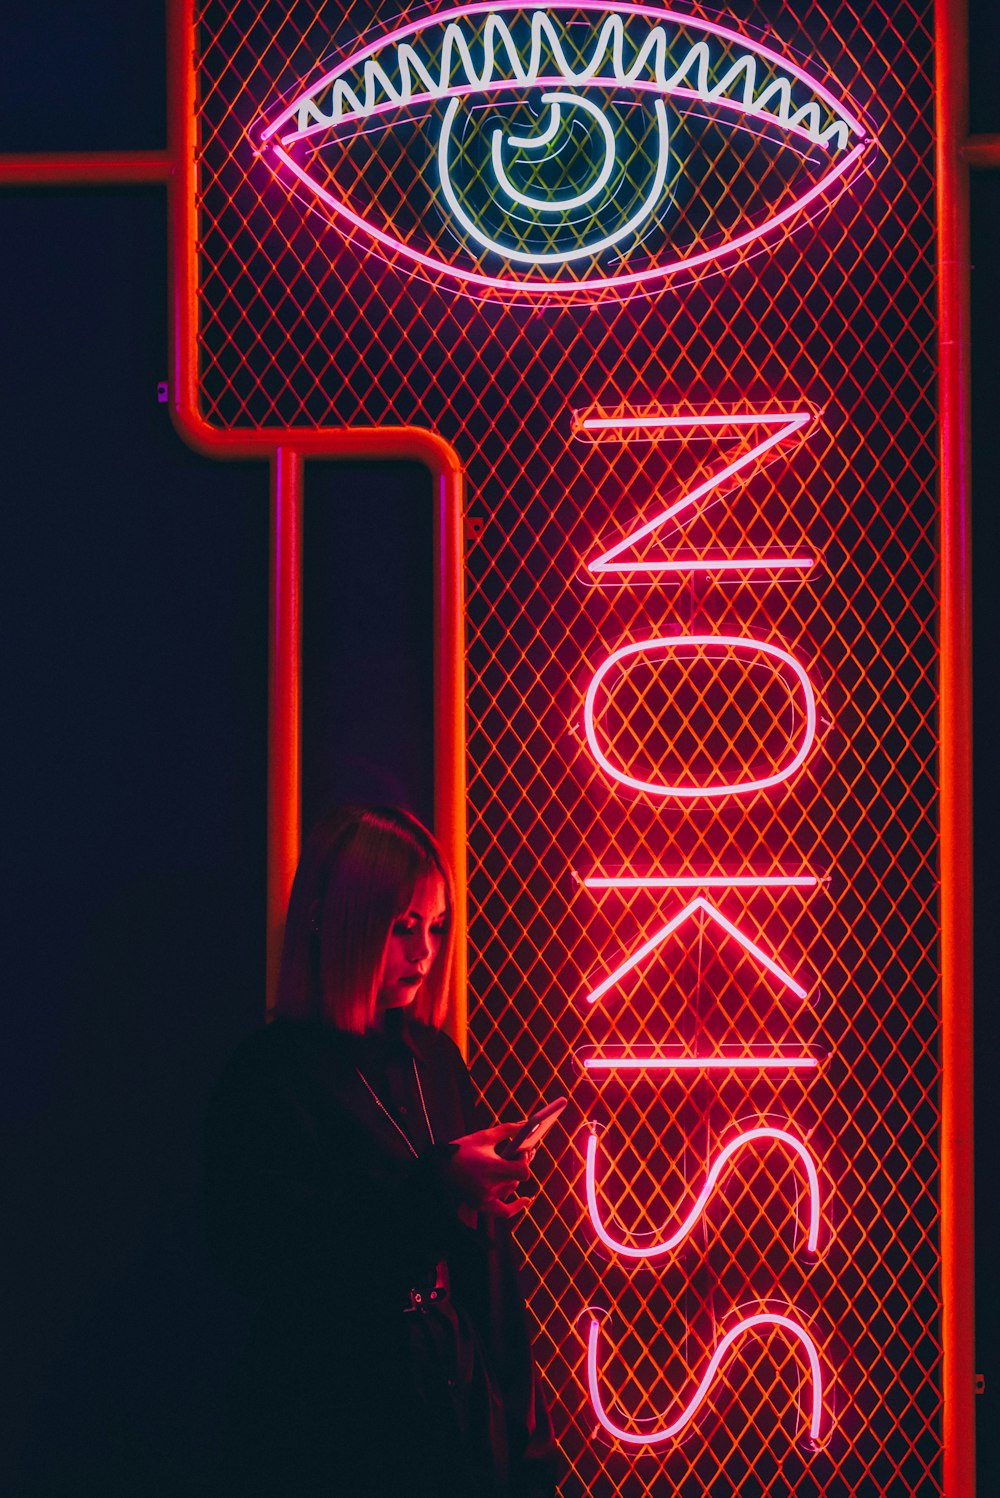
<box><xmin>581</xmin><ymin>408</ymin><xmax>818</xmax><ymax>577</ymax></box>
<box><xmin>583</xmin><ymin>894</ymin><xmax>809</xmax><ymax>1005</ymax></box>
<box><xmin>583</xmin><ymin>634</ymin><xmax>818</xmax><ymax>799</ymax></box>
<box><xmin>584</xmin><ymin>1124</ymin><xmax>822</xmax><ymax>1258</ymax></box>
<box><xmin>257</xmin><ymin>1</ymin><xmax>872</xmax><ymax>297</ymax></box>
<box><xmin>585</xmin><ymin>1311</ymin><xmax>825</xmax><ymax>1445</ymax></box>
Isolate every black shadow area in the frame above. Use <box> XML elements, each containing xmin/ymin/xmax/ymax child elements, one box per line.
<box><xmin>0</xmin><ymin>187</ymin><xmax>268</xmax><ymax>1496</ymax></box>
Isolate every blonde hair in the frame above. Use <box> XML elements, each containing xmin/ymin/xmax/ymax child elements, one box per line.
<box><xmin>275</xmin><ymin>806</ymin><xmax>454</xmax><ymax>1034</ymax></box>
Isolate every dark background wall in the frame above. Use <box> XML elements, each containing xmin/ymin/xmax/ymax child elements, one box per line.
<box><xmin>1</xmin><ymin>8</ymin><xmax>434</xmax><ymax>1493</ymax></box>
<box><xmin>1</xmin><ymin>2</ymin><xmax>996</xmax><ymax>1494</ymax></box>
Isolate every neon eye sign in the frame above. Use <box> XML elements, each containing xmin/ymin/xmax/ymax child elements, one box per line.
<box><xmin>258</xmin><ymin>2</ymin><xmax>872</xmax><ymax>294</ymax></box>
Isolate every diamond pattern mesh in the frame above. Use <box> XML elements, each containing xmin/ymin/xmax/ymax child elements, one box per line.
<box><xmin>192</xmin><ymin>1</ymin><xmax>939</xmax><ymax>1492</ymax></box>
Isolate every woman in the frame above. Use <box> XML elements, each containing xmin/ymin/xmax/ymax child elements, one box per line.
<box><xmin>204</xmin><ymin>806</ymin><xmax>557</xmax><ymax>1497</ymax></box>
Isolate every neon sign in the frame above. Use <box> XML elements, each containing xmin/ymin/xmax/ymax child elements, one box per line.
<box><xmin>584</xmin><ymin>1124</ymin><xmax>822</xmax><ymax>1258</ymax></box>
<box><xmin>439</xmin><ymin>91</ymin><xmax>671</xmax><ymax>267</ymax></box>
<box><xmin>259</xmin><ymin>2</ymin><xmax>872</xmax><ymax>294</ymax></box>
<box><xmin>580</xmin><ymin>873</ymin><xmax>821</xmax><ymax>889</ymax></box>
<box><xmin>573</xmin><ymin>392</ymin><xmax>833</xmax><ymax>1447</ymax></box>
<box><xmin>582</xmin><ymin>894</ymin><xmax>809</xmax><ymax>1005</ymax></box>
<box><xmin>585</xmin><ymin>1312</ymin><xmax>825</xmax><ymax>1445</ymax></box>
<box><xmin>578</xmin><ymin>406</ymin><xmax>818</xmax><ymax>577</ymax></box>
<box><xmin>576</xmin><ymin>1049</ymin><xmax>821</xmax><ymax>1073</ymax></box>
<box><xmin>583</xmin><ymin>635</ymin><xmax>818</xmax><ymax>798</ymax></box>
<box><xmin>190</xmin><ymin>0</ymin><xmax>934</xmax><ymax>1481</ymax></box>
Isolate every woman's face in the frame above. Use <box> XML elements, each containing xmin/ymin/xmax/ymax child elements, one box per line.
<box><xmin>377</xmin><ymin>870</ymin><xmax>449</xmax><ymax>1010</ymax></box>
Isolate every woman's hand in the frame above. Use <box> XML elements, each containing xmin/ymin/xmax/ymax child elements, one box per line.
<box><xmin>447</xmin><ymin>1124</ymin><xmax>535</xmax><ymax>1218</ymax></box>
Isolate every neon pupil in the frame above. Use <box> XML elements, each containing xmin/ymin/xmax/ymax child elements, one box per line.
<box><xmin>439</xmin><ymin>88</ymin><xmax>671</xmax><ymax>266</ymax></box>
<box><xmin>490</xmin><ymin>93</ymin><xmax>617</xmax><ymax>212</ymax></box>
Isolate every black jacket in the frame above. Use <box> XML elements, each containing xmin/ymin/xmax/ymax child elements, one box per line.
<box><xmin>204</xmin><ymin>1013</ymin><xmax>556</xmax><ymax>1497</ymax></box>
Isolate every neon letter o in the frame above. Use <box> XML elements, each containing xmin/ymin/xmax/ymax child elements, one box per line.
<box><xmin>582</xmin><ymin>635</ymin><xmax>817</xmax><ymax>799</ymax></box>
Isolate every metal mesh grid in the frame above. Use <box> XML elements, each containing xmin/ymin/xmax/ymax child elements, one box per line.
<box><xmin>192</xmin><ymin>1</ymin><xmax>939</xmax><ymax>1491</ymax></box>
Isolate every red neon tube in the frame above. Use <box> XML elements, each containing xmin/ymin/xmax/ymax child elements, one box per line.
<box><xmin>583</xmin><ymin>635</ymin><xmax>818</xmax><ymax>800</ymax></box>
<box><xmin>579</xmin><ymin>1052</ymin><xmax>819</xmax><ymax>1073</ymax></box>
<box><xmin>581</xmin><ymin>874</ymin><xmax>820</xmax><ymax>890</ymax></box>
<box><xmin>585</xmin><ymin>411</ymin><xmax>814</xmax><ymax>575</ymax></box>
<box><xmin>586</xmin><ymin>1312</ymin><xmax>824</xmax><ymax>1445</ymax></box>
<box><xmin>584</xmin><ymin>1125</ymin><xmax>821</xmax><ymax>1258</ymax></box>
<box><xmin>583</xmin><ymin>895</ymin><xmax>808</xmax><ymax>1005</ymax></box>
<box><xmin>588</xmin><ymin>555</ymin><xmax>817</xmax><ymax>578</ymax></box>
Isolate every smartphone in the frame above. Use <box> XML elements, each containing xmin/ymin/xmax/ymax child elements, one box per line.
<box><xmin>496</xmin><ymin>1097</ymin><xmax>568</xmax><ymax>1160</ymax></box>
